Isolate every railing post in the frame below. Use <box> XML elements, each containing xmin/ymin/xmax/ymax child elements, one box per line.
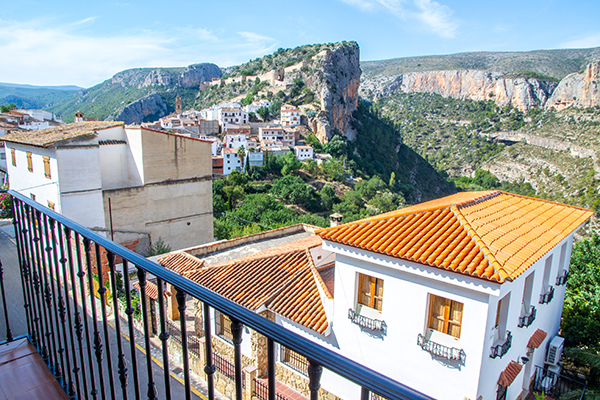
<box><xmin>176</xmin><ymin>288</ymin><xmax>192</xmax><ymax>400</ymax></box>
<box><xmin>95</xmin><ymin>244</ymin><xmax>116</xmax><ymax>400</ymax></box>
<box><xmin>232</xmin><ymin>318</ymin><xmax>244</xmax><ymax>400</ymax></box>
<box><xmin>203</xmin><ymin>303</ymin><xmax>216</xmax><ymax>400</ymax></box>
<box><xmin>0</xmin><ymin>259</ymin><xmax>13</xmax><ymax>342</ymax></box>
<box><xmin>137</xmin><ymin>268</ymin><xmax>157</xmax><ymax>400</ymax></box>
<box><xmin>157</xmin><ymin>278</ymin><xmax>172</xmax><ymax>400</ymax></box>
<box><xmin>107</xmin><ymin>251</ymin><xmax>129</xmax><ymax>400</ymax></box>
<box><xmin>122</xmin><ymin>260</ymin><xmax>141</xmax><ymax>400</ymax></box>
<box><xmin>308</xmin><ymin>360</ymin><xmax>323</xmax><ymax>400</ymax></box>
<box><xmin>268</xmin><ymin>338</ymin><xmax>276</xmax><ymax>400</ymax></box>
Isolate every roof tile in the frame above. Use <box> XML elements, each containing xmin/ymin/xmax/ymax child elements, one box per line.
<box><xmin>498</xmin><ymin>360</ymin><xmax>523</xmax><ymax>387</ymax></box>
<box><xmin>527</xmin><ymin>329</ymin><xmax>548</xmax><ymax>349</ymax></box>
<box><xmin>318</xmin><ymin>191</ymin><xmax>592</xmax><ymax>283</ymax></box>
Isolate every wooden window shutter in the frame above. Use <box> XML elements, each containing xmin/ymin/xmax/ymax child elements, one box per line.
<box><xmin>43</xmin><ymin>156</ymin><xmax>51</xmax><ymax>179</ymax></box>
<box><xmin>26</xmin><ymin>152</ymin><xmax>33</xmax><ymax>172</ymax></box>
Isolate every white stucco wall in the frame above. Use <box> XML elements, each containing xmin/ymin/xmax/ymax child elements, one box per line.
<box><xmin>477</xmin><ymin>233</ymin><xmax>577</xmax><ymax>400</ymax></box>
<box><xmin>321</xmin><ymin>241</ymin><xmax>500</xmax><ymax>400</ymax></box>
<box><xmin>6</xmin><ymin>143</ymin><xmax>61</xmax><ymax>211</ymax></box>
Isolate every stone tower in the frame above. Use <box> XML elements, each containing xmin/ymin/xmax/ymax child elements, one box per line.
<box><xmin>175</xmin><ymin>95</ymin><xmax>182</xmax><ymax>115</ymax></box>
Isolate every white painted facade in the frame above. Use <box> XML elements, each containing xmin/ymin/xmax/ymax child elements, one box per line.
<box><xmin>259</xmin><ymin>127</ymin><xmax>294</xmax><ymax>147</ymax></box>
<box><xmin>294</xmin><ymin>146</ymin><xmax>313</xmax><ymax>161</ymax></box>
<box><xmin>222</xmin><ymin>149</ymin><xmax>241</xmax><ymax>175</ymax></box>
<box><xmin>294</xmin><ymin>230</ymin><xmax>579</xmax><ymax>400</ymax></box>
<box><xmin>5</xmin><ymin>124</ymin><xmax>214</xmax><ymax>250</ymax></box>
<box><xmin>199</xmin><ymin>135</ymin><xmax>222</xmax><ymax>156</ymax></box>
<box><xmin>281</xmin><ymin>105</ymin><xmax>300</xmax><ymax>127</ymax></box>
<box><xmin>247</xmin><ymin>151</ymin><xmax>263</xmax><ymax>167</ymax></box>
<box><xmin>223</xmin><ymin>134</ymin><xmax>248</xmax><ymax>150</ymax></box>
<box><xmin>219</xmin><ymin>108</ymin><xmax>248</xmax><ymax>126</ymax></box>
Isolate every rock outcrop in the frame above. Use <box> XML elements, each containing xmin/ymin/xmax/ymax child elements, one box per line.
<box><xmin>114</xmin><ymin>93</ymin><xmax>168</xmax><ymax>124</ymax></box>
<box><xmin>361</xmin><ymin>70</ymin><xmax>558</xmax><ymax>111</ymax></box>
<box><xmin>545</xmin><ymin>61</ymin><xmax>600</xmax><ymax>110</ymax></box>
<box><xmin>282</xmin><ymin>42</ymin><xmax>361</xmax><ymax>141</ymax></box>
<box><xmin>111</xmin><ymin>63</ymin><xmax>222</xmax><ymax>89</ymax></box>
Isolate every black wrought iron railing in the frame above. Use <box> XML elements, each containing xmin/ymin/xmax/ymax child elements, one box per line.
<box><xmin>556</xmin><ymin>270</ymin><xmax>569</xmax><ymax>286</ymax></box>
<box><xmin>490</xmin><ymin>331</ymin><xmax>512</xmax><ymax>359</ymax></box>
<box><xmin>0</xmin><ymin>189</ymin><xmax>433</xmax><ymax>400</ymax></box>
<box><xmin>531</xmin><ymin>365</ymin><xmax>587</xmax><ymax>400</ymax></box>
<box><xmin>416</xmin><ymin>334</ymin><xmax>466</xmax><ymax>363</ymax></box>
<box><xmin>517</xmin><ymin>306</ymin><xmax>536</xmax><ymax>328</ymax></box>
<box><xmin>539</xmin><ymin>286</ymin><xmax>555</xmax><ymax>305</ymax></box>
<box><xmin>348</xmin><ymin>308</ymin><xmax>387</xmax><ymax>332</ymax></box>
<box><xmin>254</xmin><ymin>378</ymin><xmax>286</xmax><ymax>400</ymax></box>
<box><xmin>280</xmin><ymin>345</ymin><xmax>309</xmax><ymax>376</ymax></box>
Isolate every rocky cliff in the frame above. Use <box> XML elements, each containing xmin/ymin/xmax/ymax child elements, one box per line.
<box><xmin>114</xmin><ymin>93</ymin><xmax>168</xmax><ymax>124</ymax></box>
<box><xmin>283</xmin><ymin>42</ymin><xmax>361</xmax><ymax>141</ymax></box>
<box><xmin>545</xmin><ymin>61</ymin><xmax>600</xmax><ymax>110</ymax></box>
<box><xmin>111</xmin><ymin>63</ymin><xmax>222</xmax><ymax>88</ymax></box>
<box><xmin>361</xmin><ymin>70</ymin><xmax>558</xmax><ymax>111</ymax></box>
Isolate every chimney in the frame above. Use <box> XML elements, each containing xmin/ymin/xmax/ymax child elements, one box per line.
<box><xmin>74</xmin><ymin>111</ymin><xmax>84</xmax><ymax>122</ymax></box>
<box><xmin>329</xmin><ymin>213</ymin><xmax>343</xmax><ymax>227</ymax></box>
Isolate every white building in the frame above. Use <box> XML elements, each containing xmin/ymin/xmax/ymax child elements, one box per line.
<box><xmin>199</xmin><ymin>135</ymin><xmax>222</xmax><ymax>156</ymax></box>
<box><xmin>258</xmin><ymin>126</ymin><xmax>294</xmax><ymax>147</ymax></box>
<box><xmin>219</xmin><ymin>108</ymin><xmax>248</xmax><ymax>127</ymax></box>
<box><xmin>294</xmin><ymin>145</ymin><xmax>313</xmax><ymax>161</ymax></box>
<box><xmin>3</xmin><ymin>122</ymin><xmax>214</xmax><ymax>250</ymax></box>
<box><xmin>222</xmin><ymin>147</ymin><xmax>241</xmax><ymax>175</ymax></box>
<box><xmin>281</xmin><ymin>104</ymin><xmax>300</xmax><ymax>127</ymax></box>
<box><xmin>244</xmin><ymin>100</ymin><xmax>272</xmax><ymax>115</ymax></box>
<box><xmin>247</xmin><ymin>150</ymin><xmax>264</xmax><ymax>167</ymax></box>
<box><xmin>223</xmin><ymin>134</ymin><xmax>248</xmax><ymax>150</ymax></box>
<box><xmin>157</xmin><ymin>191</ymin><xmax>592</xmax><ymax>400</ymax></box>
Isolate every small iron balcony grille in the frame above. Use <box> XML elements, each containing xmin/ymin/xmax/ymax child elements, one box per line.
<box><xmin>490</xmin><ymin>331</ymin><xmax>512</xmax><ymax>359</ymax></box>
<box><xmin>539</xmin><ymin>286</ymin><xmax>555</xmax><ymax>304</ymax></box>
<box><xmin>556</xmin><ymin>270</ymin><xmax>569</xmax><ymax>286</ymax></box>
<box><xmin>417</xmin><ymin>334</ymin><xmax>465</xmax><ymax>362</ymax></box>
<box><xmin>518</xmin><ymin>306</ymin><xmax>537</xmax><ymax>328</ymax></box>
<box><xmin>348</xmin><ymin>308</ymin><xmax>387</xmax><ymax>332</ymax></box>
<box><xmin>280</xmin><ymin>345</ymin><xmax>308</xmax><ymax>376</ymax></box>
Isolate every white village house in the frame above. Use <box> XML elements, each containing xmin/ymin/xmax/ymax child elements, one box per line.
<box><xmin>222</xmin><ymin>147</ymin><xmax>242</xmax><ymax>175</ymax></box>
<box><xmin>281</xmin><ymin>104</ymin><xmax>301</xmax><ymax>127</ymax></box>
<box><xmin>155</xmin><ymin>191</ymin><xmax>591</xmax><ymax>400</ymax></box>
<box><xmin>3</xmin><ymin>121</ymin><xmax>214</xmax><ymax>251</ymax></box>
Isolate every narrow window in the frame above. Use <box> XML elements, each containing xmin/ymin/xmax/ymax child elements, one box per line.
<box><xmin>214</xmin><ymin>310</ymin><xmax>233</xmax><ymax>341</ymax></box>
<box><xmin>494</xmin><ymin>293</ymin><xmax>510</xmax><ymax>338</ymax></box>
<box><xmin>43</xmin><ymin>156</ymin><xmax>51</xmax><ymax>179</ymax></box>
<box><xmin>357</xmin><ymin>273</ymin><xmax>384</xmax><ymax>311</ymax></box>
<box><xmin>542</xmin><ymin>255</ymin><xmax>553</xmax><ymax>291</ymax></box>
<box><xmin>428</xmin><ymin>294</ymin><xmax>463</xmax><ymax>338</ymax></box>
<box><xmin>26</xmin><ymin>152</ymin><xmax>33</xmax><ymax>172</ymax></box>
<box><xmin>522</xmin><ymin>272</ymin><xmax>535</xmax><ymax>309</ymax></box>
<box><xmin>11</xmin><ymin>148</ymin><xmax>16</xmax><ymax>167</ymax></box>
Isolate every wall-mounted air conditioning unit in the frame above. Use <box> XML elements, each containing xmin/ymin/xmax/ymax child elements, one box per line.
<box><xmin>546</xmin><ymin>336</ymin><xmax>565</xmax><ymax>366</ymax></box>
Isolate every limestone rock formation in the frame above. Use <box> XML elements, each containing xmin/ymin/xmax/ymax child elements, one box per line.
<box><xmin>114</xmin><ymin>93</ymin><xmax>168</xmax><ymax>124</ymax></box>
<box><xmin>111</xmin><ymin>63</ymin><xmax>222</xmax><ymax>89</ymax></box>
<box><xmin>283</xmin><ymin>42</ymin><xmax>361</xmax><ymax>141</ymax></box>
<box><xmin>546</xmin><ymin>61</ymin><xmax>600</xmax><ymax>110</ymax></box>
<box><xmin>361</xmin><ymin>70</ymin><xmax>558</xmax><ymax>111</ymax></box>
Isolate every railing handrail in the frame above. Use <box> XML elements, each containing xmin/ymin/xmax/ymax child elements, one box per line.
<box><xmin>8</xmin><ymin>189</ymin><xmax>433</xmax><ymax>400</ymax></box>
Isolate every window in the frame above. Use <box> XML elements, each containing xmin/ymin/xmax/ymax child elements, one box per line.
<box><xmin>428</xmin><ymin>294</ymin><xmax>463</xmax><ymax>338</ymax></box>
<box><xmin>26</xmin><ymin>152</ymin><xmax>33</xmax><ymax>172</ymax></box>
<box><xmin>43</xmin><ymin>156</ymin><xmax>51</xmax><ymax>179</ymax></box>
<box><xmin>215</xmin><ymin>310</ymin><xmax>233</xmax><ymax>341</ymax></box>
<box><xmin>357</xmin><ymin>273</ymin><xmax>383</xmax><ymax>311</ymax></box>
<box><xmin>11</xmin><ymin>148</ymin><xmax>16</xmax><ymax>167</ymax></box>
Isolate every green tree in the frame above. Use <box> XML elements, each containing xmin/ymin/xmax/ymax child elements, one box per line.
<box><xmin>257</xmin><ymin>106</ymin><xmax>270</xmax><ymax>121</ymax></box>
<box><xmin>269</xmin><ymin>100</ymin><xmax>282</xmax><ymax>117</ymax></box>
<box><xmin>322</xmin><ymin>158</ymin><xmax>345</xmax><ymax>181</ymax></box>
<box><xmin>223</xmin><ymin>185</ymin><xmax>246</xmax><ymax>209</ymax></box>
<box><xmin>305</xmin><ymin>133</ymin><xmax>323</xmax><ymax>152</ymax></box>
<box><xmin>323</xmin><ymin>135</ymin><xmax>347</xmax><ymax>158</ymax></box>
<box><xmin>281</xmin><ymin>151</ymin><xmax>302</xmax><ymax>176</ymax></box>
<box><xmin>320</xmin><ymin>185</ymin><xmax>338</xmax><ymax>210</ymax></box>
<box><xmin>226</xmin><ymin>169</ymin><xmax>248</xmax><ymax>187</ymax></box>
<box><xmin>561</xmin><ymin>232</ymin><xmax>600</xmax><ymax>349</ymax></box>
<box><xmin>356</xmin><ymin>176</ymin><xmax>387</xmax><ymax>201</ymax></box>
<box><xmin>242</xmin><ymin>92</ymin><xmax>253</xmax><ymax>106</ymax></box>
<box><xmin>237</xmin><ymin>146</ymin><xmax>246</xmax><ymax>172</ymax></box>
<box><xmin>0</xmin><ymin>103</ymin><xmax>16</xmax><ymax>113</ymax></box>
<box><xmin>146</xmin><ymin>237</ymin><xmax>172</xmax><ymax>256</ymax></box>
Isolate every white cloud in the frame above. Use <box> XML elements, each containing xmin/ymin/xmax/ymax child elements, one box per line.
<box><xmin>0</xmin><ymin>20</ymin><xmax>278</xmax><ymax>87</ymax></box>
<box><xmin>412</xmin><ymin>0</ymin><xmax>457</xmax><ymax>38</ymax></box>
<box><xmin>560</xmin><ymin>33</ymin><xmax>600</xmax><ymax>49</ymax></box>
<box><xmin>338</xmin><ymin>0</ymin><xmax>458</xmax><ymax>38</ymax></box>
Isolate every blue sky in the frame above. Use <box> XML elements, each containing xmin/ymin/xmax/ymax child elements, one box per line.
<box><xmin>1</xmin><ymin>0</ymin><xmax>599</xmax><ymax>87</ymax></box>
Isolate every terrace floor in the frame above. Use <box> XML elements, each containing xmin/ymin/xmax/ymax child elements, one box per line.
<box><xmin>0</xmin><ymin>338</ymin><xmax>69</xmax><ymax>399</ymax></box>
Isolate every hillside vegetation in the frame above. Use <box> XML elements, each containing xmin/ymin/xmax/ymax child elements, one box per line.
<box><xmin>361</xmin><ymin>47</ymin><xmax>600</xmax><ymax>79</ymax></box>
<box><xmin>0</xmin><ymin>85</ymin><xmax>79</xmax><ymax>110</ymax></box>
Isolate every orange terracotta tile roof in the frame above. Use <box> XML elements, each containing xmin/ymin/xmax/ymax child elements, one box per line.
<box><xmin>317</xmin><ymin>191</ymin><xmax>592</xmax><ymax>283</ymax></box>
<box><xmin>181</xmin><ymin>236</ymin><xmax>329</xmax><ymax>334</ymax></box>
<box><xmin>158</xmin><ymin>252</ymin><xmax>205</xmax><ymax>277</ymax></box>
<box><xmin>1</xmin><ymin>121</ymin><xmax>123</xmax><ymax>147</ymax></box>
<box><xmin>527</xmin><ymin>329</ymin><xmax>548</xmax><ymax>349</ymax></box>
<box><xmin>498</xmin><ymin>360</ymin><xmax>523</xmax><ymax>387</ymax></box>
<box><xmin>133</xmin><ymin>280</ymin><xmax>171</xmax><ymax>301</ymax></box>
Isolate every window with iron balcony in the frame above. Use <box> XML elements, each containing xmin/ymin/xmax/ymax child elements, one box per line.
<box><xmin>349</xmin><ymin>273</ymin><xmax>386</xmax><ymax>331</ymax></box>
